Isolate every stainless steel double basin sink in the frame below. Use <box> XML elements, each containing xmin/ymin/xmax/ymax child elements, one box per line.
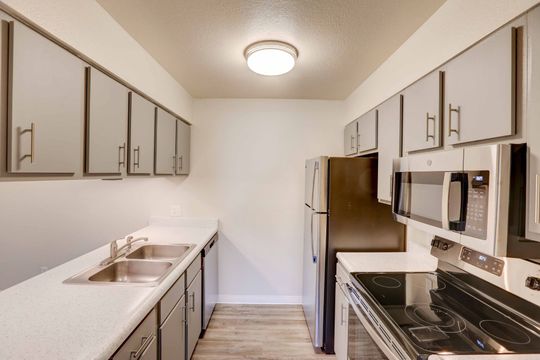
<box><xmin>64</xmin><ymin>244</ymin><xmax>195</xmax><ymax>286</ymax></box>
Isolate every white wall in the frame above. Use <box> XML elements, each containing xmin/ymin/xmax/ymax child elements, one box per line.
<box><xmin>179</xmin><ymin>99</ymin><xmax>343</xmax><ymax>303</ymax></box>
<box><xmin>345</xmin><ymin>0</ymin><xmax>540</xmax><ymax>123</ymax></box>
<box><xmin>0</xmin><ymin>0</ymin><xmax>193</xmax><ymax>121</ymax></box>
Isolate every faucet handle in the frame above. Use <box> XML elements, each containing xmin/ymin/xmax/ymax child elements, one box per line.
<box><xmin>125</xmin><ymin>235</ymin><xmax>134</xmax><ymax>246</ymax></box>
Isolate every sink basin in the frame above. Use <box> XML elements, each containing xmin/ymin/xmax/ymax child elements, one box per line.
<box><xmin>126</xmin><ymin>244</ymin><xmax>193</xmax><ymax>260</ymax></box>
<box><xmin>89</xmin><ymin>260</ymin><xmax>172</xmax><ymax>283</ymax></box>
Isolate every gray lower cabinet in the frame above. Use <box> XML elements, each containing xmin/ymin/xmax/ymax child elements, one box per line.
<box><xmin>402</xmin><ymin>70</ymin><xmax>442</xmax><ymax>154</ymax></box>
<box><xmin>112</xmin><ymin>308</ymin><xmax>157</xmax><ymax>360</ymax></box>
<box><xmin>85</xmin><ymin>67</ymin><xmax>128</xmax><ymax>175</ymax></box>
<box><xmin>187</xmin><ymin>270</ymin><xmax>202</xmax><ymax>359</ymax></box>
<box><xmin>176</xmin><ymin>121</ymin><xmax>191</xmax><ymax>175</ymax></box>
<box><xmin>344</xmin><ymin>120</ymin><xmax>358</xmax><ymax>156</ymax></box>
<box><xmin>7</xmin><ymin>20</ymin><xmax>84</xmax><ymax>174</ymax></box>
<box><xmin>159</xmin><ymin>295</ymin><xmax>186</xmax><ymax>360</ymax></box>
<box><xmin>154</xmin><ymin>108</ymin><xmax>177</xmax><ymax>175</ymax></box>
<box><xmin>129</xmin><ymin>92</ymin><xmax>155</xmax><ymax>175</ymax></box>
<box><xmin>444</xmin><ymin>23</ymin><xmax>517</xmax><ymax>145</ymax></box>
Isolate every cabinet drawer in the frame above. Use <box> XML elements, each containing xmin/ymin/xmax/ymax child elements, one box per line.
<box><xmin>186</xmin><ymin>254</ymin><xmax>202</xmax><ymax>287</ymax></box>
<box><xmin>159</xmin><ymin>273</ymin><xmax>185</xmax><ymax>325</ymax></box>
<box><xmin>113</xmin><ymin>308</ymin><xmax>157</xmax><ymax>360</ymax></box>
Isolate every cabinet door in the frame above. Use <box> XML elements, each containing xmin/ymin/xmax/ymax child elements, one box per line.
<box><xmin>187</xmin><ymin>270</ymin><xmax>202</xmax><ymax>359</ymax></box>
<box><xmin>402</xmin><ymin>71</ymin><xmax>442</xmax><ymax>154</ymax></box>
<box><xmin>445</xmin><ymin>25</ymin><xmax>515</xmax><ymax>145</ymax></box>
<box><xmin>129</xmin><ymin>92</ymin><xmax>155</xmax><ymax>175</ymax></box>
<box><xmin>85</xmin><ymin>67</ymin><xmax>128</xmax><ymax>175</ymax></box>
<box><xmin>160</xmin><ymin>295</ymin><xmax>186</xmax><ymax>360</ymax></box>
<box><xmin>334</xmin><ymin>283</ymin><xmax>348</xmax><ymax>360</ymax></box>
<box><xmin>357</xmin><ymin>109</ymin><xmax>377</xmax><ymax>153</ymax></box>
<box><xmin>7</xmin><ymin>20</ymin><xmax>84</xmax><ymax>174</ymax></box>
<box><xmin>176</xmin><ymin>120</ymin><xmax>190</xmax><ymax>175</ymax></box>
<box><xmin>154</xmin><ymin>108</ymin><xmax>176</xmax><ymax>175</ymax></box>
<box><xmin>344</xmin><ymin>121</ymin><xmax>357</xmax><ymax>156</ymax></box>
<box><xmin>377</xmin><ymin>95</ymin><xmax>401</xmax><ymax>203</ymax></box>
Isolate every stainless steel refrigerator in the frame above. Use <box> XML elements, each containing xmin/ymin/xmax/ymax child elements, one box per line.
<box><xmin>302</xmin><ymin>156</ymin><xmax>405</xmax><ymax>353</ymax></box>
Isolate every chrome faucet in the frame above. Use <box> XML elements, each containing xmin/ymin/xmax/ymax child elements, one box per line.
<box><xmin>100</xmin><ymin>236</ymin><xmax>149</xmax><ymax>266</ymax></box>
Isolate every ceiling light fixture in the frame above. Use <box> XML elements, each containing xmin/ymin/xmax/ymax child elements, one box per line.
<box><xmin>244</xmin><ymin>40</ymin><xmax>298</xmax><ymax>76</ymax></box>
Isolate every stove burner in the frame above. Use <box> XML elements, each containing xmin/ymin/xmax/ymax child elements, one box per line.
<box><xmin>405</xmin><ymin>304</ymin><xmax>466</xmax><ymax>334</ymax></box>
<box><xmin>372</xmin><ymin>276</ymin><xmax>402</xmax><ymax>289</ymax></box>
<box><xmin>479</xmin><ymin>320</ymin><xmax>531</xmax><ymax>345</ymax></box>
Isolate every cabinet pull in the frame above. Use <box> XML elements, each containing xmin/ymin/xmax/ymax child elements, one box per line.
<box><xmin>178</xmin><ymin>155</ymin><xmax>183</xmax><ymax>171</ymax></box>
<box><xmin>189</xmin><ymin>292</ymin><xmax>195</xmax><ymax>312</ymax></box>
<box><xmin>534</xmin><ymin>174</ymin><xmax>540</xmax><ymax>224</ymax></box>
<box><xmin>425</xmin><ymin>113</ymin><xmax>436</xmax><ymax>142</ymax></box>
<box><xmin>172</xmin><ymin>155</ymin><xmax>176</xmax><ymax>172</ymax></box>
<box><xmin>340</xmin><ymin>304</ymin><xmax>346</xmax><ymax>326</ymax></box>
<box><xmin>133</xmin><ymin>146</ymin><xmax>140</xmax><ymax>168</ymax></box>
<box><xmin>18</xmin><ymin>122</ymin><xmax>35</xmax><ymax>166</ymax></box>
<box><xmin>181</xmin><ymin>305</ymin><xmax>187</xmax><ymax>324</ymax></box>
<box><xmin>350</xmin><ymin>135</ymin><xmax>355</xmax><ymax>150</ymax></box>
<box><xmin>130</xmin><ymin>334</ymin><xmax>154</xmax><ymax>360</ymax></box>
<box><xmin>448</xmin><ymin>104</ymin><xmax>460</xmax><ymax>138</ymax></box>
<box><xmin>118</xmin><ymin>143</ymin><xmax>126</xmax><ymax>168</ymax></box>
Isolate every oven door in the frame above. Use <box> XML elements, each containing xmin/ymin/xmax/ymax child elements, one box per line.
<box><xmin>345</xmin><ymin>284</ymin><xmax>406</xmax><ymax>360</ymax></box>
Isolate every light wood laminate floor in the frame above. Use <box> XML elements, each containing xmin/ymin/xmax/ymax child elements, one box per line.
<box><xmin>193</xmin><ymin>304</ymin><xmax>336</xmax><ymax>360</ymax></box>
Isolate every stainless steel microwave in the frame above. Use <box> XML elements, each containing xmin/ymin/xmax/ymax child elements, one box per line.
<box><xmin>392</xmin><ymin>144</ymin><xmax>511</xmax><ymax>256</ymax></box>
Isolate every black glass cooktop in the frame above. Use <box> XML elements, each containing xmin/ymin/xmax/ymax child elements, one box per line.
<box><xmin>352</xmin><ymin>271</ymin><xmax>540</xmax><ymax>356</ymax></box>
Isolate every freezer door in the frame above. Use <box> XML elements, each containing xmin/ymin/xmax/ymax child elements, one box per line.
<box><xmin>302</xmin><ymin>206</ymin><xmax>327</xmax><ymax>348</ymax></box>
<box><xmin>305</xmin><ymin>157</ymin><xmax>328</xmax><ymax>212</ymax></box>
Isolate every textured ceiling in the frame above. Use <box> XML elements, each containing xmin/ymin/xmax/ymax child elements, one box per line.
<box><xmin>98</xmin><ymin>0</ymin><xmax>445</xmax><ymax>99</ymax></box>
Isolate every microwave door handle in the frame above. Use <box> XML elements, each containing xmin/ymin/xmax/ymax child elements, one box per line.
<box><xmin>449</xmin><ymin>173</ymin><xmax>468</xmax><ymax>232</ymax></box>
<box><xmin>442</xmin><ymin>172</ymin><xmax>451</xmax><ymax>230</ymax></box>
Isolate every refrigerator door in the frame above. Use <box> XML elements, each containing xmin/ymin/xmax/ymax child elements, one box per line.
<box><xmin>305</xmin><ymin>157</ymin><xmax>328</xmax><ymax>212</ymax></box>
<box><xmin>302</xmin><ymin>205</ymin><xmax>327</xmax><ymax>348</ymax></box>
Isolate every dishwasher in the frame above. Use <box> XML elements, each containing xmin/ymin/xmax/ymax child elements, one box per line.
<box><xmin>202</xmin><ymin>233</ymin><xmax>218</xmax><ymax>331</ymax></box>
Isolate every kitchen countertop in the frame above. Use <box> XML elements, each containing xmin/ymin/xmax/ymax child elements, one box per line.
<box><xmin>337</xmin><ymin>250</ymin><xmax>438</xmax><ymax>274</ymax></box>
<box><xmin>0</xmin><ymin>216</ymin><xmax>218</xmax><ymax>360</ymax></box>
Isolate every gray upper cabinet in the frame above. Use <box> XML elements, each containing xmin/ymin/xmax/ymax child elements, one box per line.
<box><xmin>85</xmin><ymin>67</ymin><xmax>128</xmax><ymax>175</ymax></box>
<box><xmin>377</xmin><ymin>95</ymin><xmax>401</xmax><ymax>203</ymax></box>
<box><xmin>176</xmin><ymin>120</ymin><xmax>190</xmax><ymax>175</ymax></box>
<box><xmin>187</xmin><ymin>270</ymin><xmax>202</xmax><ymax>359</ymax></box>
<box><xmin>445</xmin><ymin>24</ymin><xmax>516</xmax><ymax>145</ymax></box>
<box><xmin>7</xmin><ymin>20</ymin><xmax>84</xmax><ymax>174</ymax></box>
<box><xmin>154</xmin><ymin>108</ymin><xmax>176</xmax><ymax>175</ymax></box>
<box><xmin>344</xmin><ymin>120</ymin><xmax>357</xmax><ymax>156</ymax></box>
<box><xmin>402</xmin><ymin>71</ymin><xmax>442</xmax><ymax>154</ymax></box>
<box><xmin>357</xmin><ymin>109</ymin><xmax>377</xmax><ymax>153</ymax></box>
<box><xmin>128</xmin><ymin>92</ymin><xmax>155</xmax><ymax>175</ymax></box>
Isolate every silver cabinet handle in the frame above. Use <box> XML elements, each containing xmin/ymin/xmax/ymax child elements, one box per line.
<box><xmin>534</xmin><ymin>174</ymin><xmax>540</xmax><ymax>224</ymax></box>
<box><xmin>350</xmin><ymin>135</ymin><xmax>354</xmax><ymax>150</ymax></box>
<box><xmin>130</xmin><ymin>334</ymin><xmax>154</xmax><ymax>360</ymax></box>
<box><xmin>118</xmin><ymin>142</ymin><xmax>126</xmax><ymax>168</ymax></box>
<box><xmin>181</xmin><ymin>305</ymin><xmax>187</xmax><ymax>324</ymax></box>
<box><xmin>189</xmin><ymin>292</ymin><xmax>196</xmax><ymax>312</ymax></box>
<box><xmin>340</xmin><ymin>303</ymin><xmax>346</xmax><ymax>326</ymax></box>
<box><xmin>172</xmin><ymin>155</ymin><xmax>176</xmax><ymax>171</ymax></box>
<box><xmin>178</xmin><ymin>155</ymin><xmax>183</xmax><ymax>172</ymax></box>
<box><xmin>425</xmin><ymin>113</ymin><xmax>436</xmax><ymax>142</ymax></box>
<box><xmin>133</xmin><ymin>146</ymin><xmax>140</xmax><ymax>168</ymax></box>
<box><xmin>448</xmin><ymin>104</ymin><xmax>460</xmax><ymax>138</ymax></box>
<box><xmin>18</xmin><ymin>122</ymin><xmax>35</xmax><ymax>166</ymax></box>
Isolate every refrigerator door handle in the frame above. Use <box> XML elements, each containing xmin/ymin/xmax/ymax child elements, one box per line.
<box><xmin>310</xmin><ymin>212</ymin><xmax>317</xmax><ymax>263</ymax></box>
<box><xmin>311</xmin><ymin>162</ymin><xmax>319</xmax><ymax>209</ymax></box>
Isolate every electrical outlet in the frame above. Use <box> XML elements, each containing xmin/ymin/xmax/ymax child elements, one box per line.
<box><xmin>170</xmin><ymin>205</ymin><xmax>183</xmax><ymax>217</ymax></box>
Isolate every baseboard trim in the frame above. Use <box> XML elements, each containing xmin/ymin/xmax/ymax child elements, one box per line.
<box><xmin>218</xmin><ymin>295</ymin><xmax>302</xmax><ymax>304</ymax></box>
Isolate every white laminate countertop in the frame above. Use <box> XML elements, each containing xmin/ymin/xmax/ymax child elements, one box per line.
<box><xmin>0</xmin><ymin>217</ymin><xmax>218</xmax><ymax>360</ymax></box>
<box><xmin>337</xmin><ymin>250</ymin><xmax>438</xmax><ymax>274</ymax></box>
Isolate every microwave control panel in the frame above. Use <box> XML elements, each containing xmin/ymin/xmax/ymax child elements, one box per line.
<box><xmin>464</xmin><ymin>173</ymin><xmax>489</xmax><ymax>239</ymax></box>
<box><xmin>460</xmin><ymin>247</ymin><xmax>504</xmax><ymax>276</ymax></box>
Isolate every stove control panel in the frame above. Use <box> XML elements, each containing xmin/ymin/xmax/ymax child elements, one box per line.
<box><xmin>460</xmin><ymin>247</ymin><xmax>504</xmax><ymax>276</ymax></box>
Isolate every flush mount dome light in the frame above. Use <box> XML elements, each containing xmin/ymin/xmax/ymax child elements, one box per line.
<box><xmin>244</xmin><ymin>40</ymin><xmax>298</xmax><ymax>76</ymax></box>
